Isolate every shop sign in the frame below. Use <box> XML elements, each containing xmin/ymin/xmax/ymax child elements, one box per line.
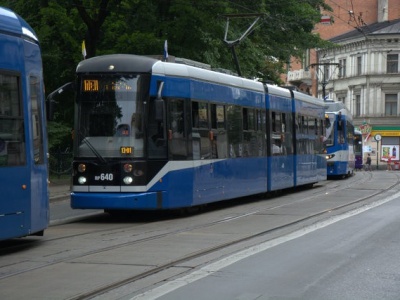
<box><xmin>359</xmin><ymin>123</ymin><xmax>371</xmax><ymax>135</ymax></box>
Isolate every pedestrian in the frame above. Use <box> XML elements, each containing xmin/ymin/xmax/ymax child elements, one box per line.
<box><xmin>365</xmin><ymin>154</ymin><xmax>372</xmax><ymax>171</ymax></box>
<box><xmin>387</xmin><ymin>155</ymin><xmax>393</xmax><ymax>171</ymax></box>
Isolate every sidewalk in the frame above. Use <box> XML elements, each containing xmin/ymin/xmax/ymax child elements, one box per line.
<box><xmin>49</xmin><ymin>178</ymin><xmax>71</xmax><ymax>202</ymax></box>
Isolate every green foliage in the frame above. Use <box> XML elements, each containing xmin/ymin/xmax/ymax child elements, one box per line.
<box><xmin>0</xmin><ymin>0</ymin><xmax>332</xmax><ymax>150</ymax></box>
<box><xmin>47</xmin><ymin>121</ymin><xmax>73</xmax><ymax>152</ymax></box>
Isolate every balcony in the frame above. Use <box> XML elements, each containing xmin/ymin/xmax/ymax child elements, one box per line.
<box><xmin>287</xmin><ymin>69</ymin><xmax>312</xmax><ymax>84</ymax></box>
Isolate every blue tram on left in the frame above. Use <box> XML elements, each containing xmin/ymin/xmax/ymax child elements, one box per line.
<box><xmin>61</xmin><ymin>54</ymin><xmax>326</xmax><ymax>212</ymax></box>
<box><xmin>0</xmin><ymin>7</ymin><xmax>49</xmax><ymax>240</ymax></box>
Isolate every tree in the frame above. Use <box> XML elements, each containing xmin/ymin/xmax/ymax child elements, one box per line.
<box><xmin>73</xmin><ymin>0</ymin><xmax>123</xmax><ymax>58</ymax></box>
<box><xmin>0</xmin><ymin>0</ymin><xmax>332</xmax><ymax>150</ymax></box>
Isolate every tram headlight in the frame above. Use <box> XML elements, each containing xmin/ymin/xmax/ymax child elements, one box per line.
<box><xmin>123</xmin><ymin>176</ymin><xmax>133</xmax><ymax>184</ymax></box>
<box><xmin>78</xmin><ymin>164</ymin><xmax>86</xmax><ymax>172</ymax></box>
<box><xmin>326</xmin><ymin>154</ymin><xmax>335</xmax><ymax>160</ymax></box>
<box><xmin>78</xmin><ymin>176</ymin><xmax>87</xmax><ymax>184</ymax></box>
<box><xmin>123</xmin><ymin>163</ymin><xmax>133</xmax><ymax>173</ymax></box>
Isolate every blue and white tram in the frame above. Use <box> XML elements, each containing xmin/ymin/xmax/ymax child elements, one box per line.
<box><xmin>292</xmin><ymin>91</ymin><xmax>327</xmax><ymax>185</ymax></box>
<box><xmin>67</xmin><ymin>54</ymin><xmax>326</xmax><ymax>212</ymax></box>
<box><xmin>324</xmin><ymin>101</ymin><xmax>355</xmax><ymax>177</ymax></box>
<box><xmin>266</xmin><ymin>87</ymin><xmax>326</xmax><ymax>191</ymax></box>
<box><xmin>0</xmin><ymin>7</ymin><xmax>49</xmax><ymax>240</ymax></box>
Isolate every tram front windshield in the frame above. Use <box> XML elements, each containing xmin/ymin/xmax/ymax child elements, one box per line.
<box><xmin>324</xmin><ymin>113</ymin><xmax>336</xmax><ymax>146</ymax></box>
<box><xmin>74</xmin><ymin>74</ymin><xmax>147</xmax><ymax>159</ymax></box>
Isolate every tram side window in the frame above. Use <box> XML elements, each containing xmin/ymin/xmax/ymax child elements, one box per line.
<box><xmin>192</xmin><ymin>101</ymin><xmax>211</xmax><ymax>159</ymax></box>
<box><xmin>210</xmin><ymin>104</ymin><xmax>228</xmax><ymax>158</ymax></box>
<box><xmin>243</xmin><ymin>108</ymin><xmax>257</xmax><ymax>157</ymax></box>
<box><xmin>305</xmin><ymin>116</ymin><xmax>314</xmax><ymax>154</ymax></box>
<box><xmin>257</xmin><ymin>110</ymin><xmax>267</xmax><ymax>156</ymax></box>
<box><xmin>271</xmin><ymin>111</ymin><xmax>285</xmax><ymax>156</ymax></box>
<box><xmin>312</xmin><ymin>117</ymin><xmax>323</xmax><ymax>154</ymax></box>
<box><xmin>0</xmin><ymin>74</ymin><xmax>26</xmax><ymax>166</ymax></box>
<box><xmin>337</xmin><ymin>112</ymin><xmax>344</xmax><ymax>143</ymax></box>
<box><xmin>296</xmin><ymin>114</ymin><xmax>306</xmax><ymax>135</ymax></box>
<box><xmin>282</xmin><ymin>113</ymin><xmax>293</xmax><ymax>155</ymax></box>
<box><xmin>227</xmin><ymin>105</ymin><xmax>243</xmax><ymax>157</ymax></box>
<box><xmin>347</xmin><ymin>122</ymin><xmax>354</xmax><ymax>144</ymax></box>
<box><xmin>30</xmin><ymin>76</ymin><xmax>45</xmax><ymax>164</ymax></box>
<box><xmin>302</xmin><ymin>116</ymin><xmax>307</xmax><ymax>134</ymax></box>
<box><xmin>308</xmin><ymin>117</ymin><xmax>315</xmax><ymax>135</ymax></box>
<box><xmin>295</xmin><ymin>114</ymin><xmax>306</xmax><ymax>154</ymax></box>
<box><xmin>168</xmin><ymin>99</ymin><xmax>187</xmax><ymax>160</ymax></box>
<box><xmin>313</xmin><ymin>118</ymin><xmax>322</xmax><ymax>154</ymax></box>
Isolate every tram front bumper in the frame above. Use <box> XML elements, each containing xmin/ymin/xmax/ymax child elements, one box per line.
<box><xmin>71</xmin><ymin>191</ymin><xmax>166</xmax><ymax>210</ymax></box>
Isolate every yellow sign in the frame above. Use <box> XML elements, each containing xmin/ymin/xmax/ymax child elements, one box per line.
<box><xmin>372</xmin><ymin>131</ymin><xmax>400</xmax><ymax>137</ymax></box>
<box><xmin>120</xmin><ymin>147</ymin><xmax>133</xmax><ymax>155</ymax></box>
<box><xmin>83</xmin><ymin>80</ymin><xmax>99</xmax><ymax>91</ymax></box>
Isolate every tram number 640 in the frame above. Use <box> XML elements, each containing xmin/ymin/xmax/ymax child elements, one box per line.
<box><xmin>95</xmin><ymin>173</ymin><xmax>114</xmax><ymax>181</ymax></box>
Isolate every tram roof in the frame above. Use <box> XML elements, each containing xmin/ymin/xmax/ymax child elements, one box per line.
<box><xmin>76</xmin><ymin>54</ymin><xmax>158</xmax><ymax>73</ymax></box>
<box><xmin>0</xmin><ymin>7</ymin><xmax>38</xmax><ymax>42</ymax></box>
<box><xmin>77</xmin><ymin>54</ymin><xmax>265</xmax><ymax>93</ymax></box>
<box><xmin>325</xmin><ymin>101</ymin><xmax>349</xmax><ymax>113</ymax></box>
<box><xmin>265</xmin><ymin>84</ymin><xmax>292</xmax><ymax>98</ymax></box>
<box><xmin>325</xmin><ymin>101</ymin><xmax>353</xmax><ymax>121</ymax></box>
<box><xmin>152</xmin><ymin>60</ymin><xmax>265</xmax><ymax>93</ymax></box>
<box><xmin>292</xmin><ymin>90</ymin><xmax>325</xmax><ymax>106</ymax></box>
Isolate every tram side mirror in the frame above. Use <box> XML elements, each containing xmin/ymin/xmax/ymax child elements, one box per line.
<box><xmin>46</xmin><ymin>82</ymin><xmax>74</xmax><ymax>121</ymax></box>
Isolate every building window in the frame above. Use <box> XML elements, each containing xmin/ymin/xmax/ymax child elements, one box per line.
<box><xmin>357</xmin><ymin>56</ymin><xmax>362</xmax><ymax>76</ymax></box>
<box><xmin>387</xmin><ymin>54</ymin><xmax>398</xmax><ymax>73</ymax></box>
<box><xmin>323</xmin><ymin>64</ymin><xmax>329</xmax><ymax>82</ymax></box>
<box><xmin>355</xmin><ymin>95</ymin><xmax>361</xmax><ymax>117</ymax></box>
<box><xmin>339</xmin><ymin>59</ymin><xmax>346</xmax><ymax>77</ymax></box>
<box><xmin>385</xmin><ymin>94</ymin><xmax>398</xmax><ymax>116</ymax></box>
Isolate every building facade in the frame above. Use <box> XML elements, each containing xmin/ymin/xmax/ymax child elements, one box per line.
<box><xmin>317</xmin><ymin>19</ymin><xmax>400</xmax><ymax>168</ymax></box>
<box><xmin>287</xmin><ymin>0</ymin><xmax>400</xmax><ymax>168</ymax></box>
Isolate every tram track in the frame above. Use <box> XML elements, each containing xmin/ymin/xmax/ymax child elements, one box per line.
<box><xmin>71</xmin><ymin>173</ymin><xmax>400</xmax><ymax>299</ymax></box>
<box><xmin>0</xmin><ymin>172</ymin><xmax>368</xmax><ymax>254</ymax></box>
<box><xmin>0</xmin><ymin>171</ymin><xmax>399</xmax><ymax>300</ymax></box>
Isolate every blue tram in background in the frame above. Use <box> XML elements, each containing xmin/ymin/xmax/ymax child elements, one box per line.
<box><xmin>324</xmin><ymin>101</ymin><xmax>355</xmax><ymax>177</ymax></box>
<box><xmin>0</xmin><ymin>7</ymin><xmax>49</xmax><ymax>240</ymax></box>
<box><xmin>55</xmin><ymin>54</ymin><xmax>326</xmax><ymax>212</ymax></box>
<box><xmin>354</xmin><ymin>130</ymin><xmax>363</xmax><ymax>170</ymax></box>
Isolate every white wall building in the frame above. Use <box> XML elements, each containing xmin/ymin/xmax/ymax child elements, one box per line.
<box><xmin>316</xmin><ymin>19</ymin><xmax>400</xmax><ymax>168</ymax></box>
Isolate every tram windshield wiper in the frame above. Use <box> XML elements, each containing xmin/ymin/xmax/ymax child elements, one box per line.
<box><xmin>78</xmin><ymin>131</ymin><xmax>107</xmax><ymax>164</ymax></box>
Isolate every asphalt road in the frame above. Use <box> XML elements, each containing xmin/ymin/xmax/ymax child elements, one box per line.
<box><xmin>2</xmin><ymin>170</ymin><xmax>399</xmax><ymax>300</ymax></box>
<box><xmin>142</xmin><ymin>175</ymin><xmax>400</xmax><ymax>300</ymax></box>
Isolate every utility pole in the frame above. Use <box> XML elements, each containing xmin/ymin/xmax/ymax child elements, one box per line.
<box><xmin>310</xmin><ymin>62</ymin><xmax>340</xmax><ymax>100</ymax></box>
<box><xmin>222</xmin><ymin>13</ymin><xmax>263</xmax><ymax>77</ymax></box>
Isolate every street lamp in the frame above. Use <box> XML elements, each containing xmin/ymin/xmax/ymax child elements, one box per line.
<box><xmin>375</xmin><ymin>134</ymin><xmax>381</xmax><ymax>170</ymax></box>
<box><xmin>310</xmin><ymin>62</ymin><xmax>340</xmax><ymax>100</ymax></box>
